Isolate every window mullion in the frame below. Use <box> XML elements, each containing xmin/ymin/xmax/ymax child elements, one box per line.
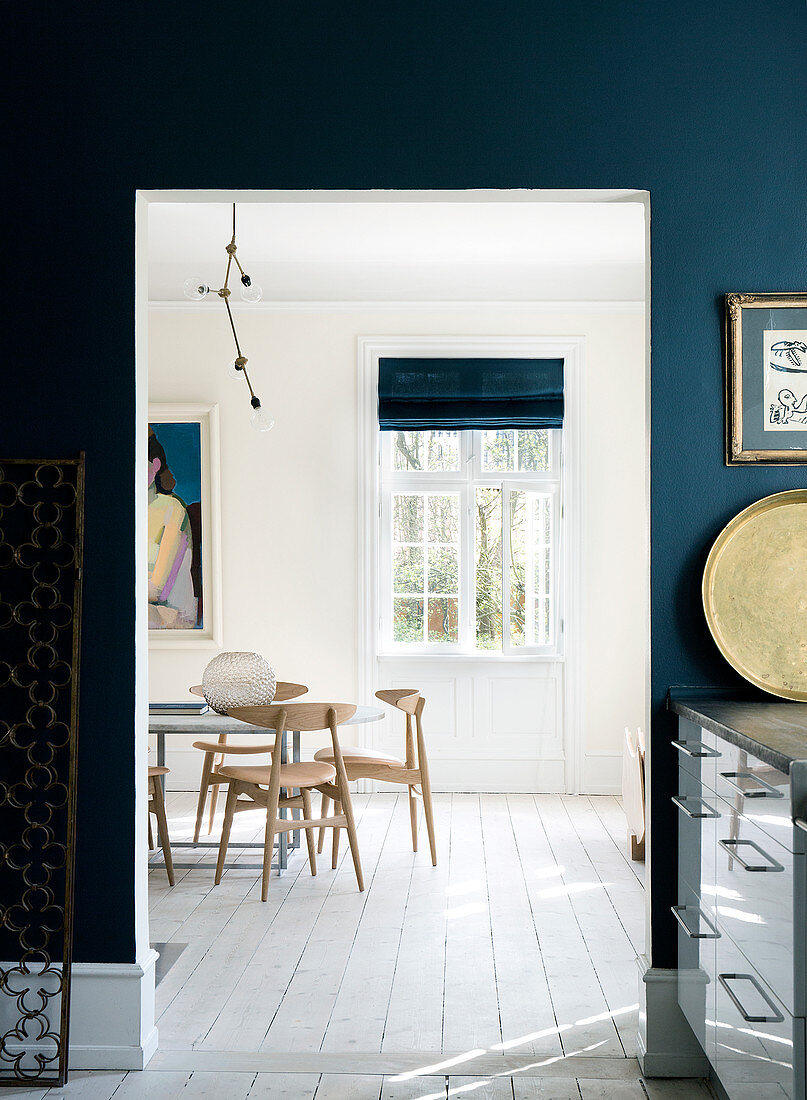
<box><xmin>502</xmin><ymin>482</ymin><xmax>511</xmax><ymax>656</ymax></box>
<box><xmin>462</xmin><ymin>479</ymin><xmax>473</xmax><ymax>653</ymax></box>
<box><xmin>525</xmin><ymin>491</ymin><xmax>535</xmax><ymax>647</ymax></box>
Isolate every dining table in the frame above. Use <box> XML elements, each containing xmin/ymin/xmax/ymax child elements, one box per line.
<box><xmin>148</xmin><ymin>703</ymin><xmax>385</xmax><ymax>873</ymax></box>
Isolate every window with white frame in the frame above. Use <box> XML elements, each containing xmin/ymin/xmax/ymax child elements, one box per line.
<box><xmin>380</xmin><ymin>428</ymin><xmax>562</xmax><ymax>655</ymax></box>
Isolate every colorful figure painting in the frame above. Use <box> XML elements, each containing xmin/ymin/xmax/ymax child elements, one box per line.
<box><xmin>148</xmin><ymin>422</ymin><xmax>204</xmax><ymax>629</ymax></box>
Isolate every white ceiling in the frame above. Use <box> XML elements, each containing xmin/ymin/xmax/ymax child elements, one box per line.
<box><xmin>148</xmin><ymin>200</ymin><xmax>646</xmax><ymax>303</ymax></box>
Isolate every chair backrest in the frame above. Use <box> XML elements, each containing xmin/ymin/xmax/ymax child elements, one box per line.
<box><xmin>189</xmin><ymin>681</ymin><xmax>308</xmax><ymax>701</ymax></box>
<box><xmin>228</xmin><ymin>702</ymin><xmax>357</xmax><ymax>731</ymax></box>
<box><xmin>375</xmin><ymin>688</ymin><xmax>421</xmax><ymax>715</ymax></box>
<box><xmin>274</xmin><ymin>682</ymin><xmax>309</xmax><ymax>702</ymax></box>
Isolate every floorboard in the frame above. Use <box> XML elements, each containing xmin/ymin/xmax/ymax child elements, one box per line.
<box><xmin>36</xmin><ymin>794</ymin><xmax>716</xmax><ymax>1098</ymax></box>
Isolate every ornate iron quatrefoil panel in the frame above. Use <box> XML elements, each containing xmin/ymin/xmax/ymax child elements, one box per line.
<box><xmin>0</xmin><ymin>457</ymin><xmax>84</xmax><ymax>1086</ymax></box>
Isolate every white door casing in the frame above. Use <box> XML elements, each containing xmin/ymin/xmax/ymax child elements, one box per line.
<box><xmin>357</xmin><ymin>334</ymin><xmax>583</xmax><ymax>793</ymax></box>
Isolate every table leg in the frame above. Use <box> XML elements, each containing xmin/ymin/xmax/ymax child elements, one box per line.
<box><xmin>156</xmin><ymin>731</ymin><xmax>166</xmax><ymax>845</ymax></box>
<box><xmin>293</xmin><ymin>730</ymin><xmax>300</xmax><ymax>851</ymax></box>
<box><xmin>278</xmin><ymin>729</ymin><xmax>288</xmax><ymax>874</ymax></box>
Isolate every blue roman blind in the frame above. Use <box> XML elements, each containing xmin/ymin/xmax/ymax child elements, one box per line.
<box><xmin>378</xmin><ymin>357</ymin><xmax>564</xmax><ymax>430</ymax></box>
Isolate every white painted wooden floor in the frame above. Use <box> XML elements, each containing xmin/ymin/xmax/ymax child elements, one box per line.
<box><xmin>31</xmin><ymin>794</ymin><xmax>713</xmax><ymax>1097</ymax></box>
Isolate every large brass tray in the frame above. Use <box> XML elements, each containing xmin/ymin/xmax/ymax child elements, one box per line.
<box><xmin>703</xmin><ymin>490</ymin><xmax>807</xmax><ymax>701</ymax></box>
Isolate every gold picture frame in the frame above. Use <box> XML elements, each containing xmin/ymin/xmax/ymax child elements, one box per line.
<box><xmin>725</xmin><ymin>291</ymin><xmax>807</xmax><ymax>464</ymax></box>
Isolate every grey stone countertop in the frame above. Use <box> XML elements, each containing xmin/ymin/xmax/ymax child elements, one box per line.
<box><xmin>669</xmin><ymin>693</ymin><xmax>807</xmax><ymax>774</ymax></box>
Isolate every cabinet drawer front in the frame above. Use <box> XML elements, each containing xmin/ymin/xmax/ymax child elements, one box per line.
<box><xmin>714</xmin><ymin>927</ymin><xmax>797</xmax><ymax>1099</ymax></box>
<box><xmin>715</xmin><ymin>748</ymin><xmax>793</xmax><ymax>854</ymax></box>
<box><xmin>712</xmin><ymin>793</ymin><xmax>797</xmax><ymax>1014</ymax></box>
<box><xmin>677</xmin><ymin>765</ymin><xmax>721</xmax><ymax>897</ymax></box>
<box><xmin>674</xmin><ymin>719</ymin><xmax>722</xmax><ymax>790</ymax></box>
<box><xmin>676</xmin><ymin>880</ymin><xmax>717</xmax><ymax>1060</ymax></box>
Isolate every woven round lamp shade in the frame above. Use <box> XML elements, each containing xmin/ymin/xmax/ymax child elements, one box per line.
<box><xmin>201</xmin><ymin>651</ymin><xmax>277</xmax><ymax>715</ymax></box>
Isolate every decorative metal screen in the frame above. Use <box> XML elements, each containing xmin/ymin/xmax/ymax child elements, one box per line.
<box><xmin>0</xmin><ymin>458</ymin><xmax>84</xmax><ymax>1086</ymax></box>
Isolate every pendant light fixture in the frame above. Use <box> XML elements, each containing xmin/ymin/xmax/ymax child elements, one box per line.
<box><xmin>183</xmin><ymin>204</ymin><xmax>274</xmax><ymax>432</ymax></box>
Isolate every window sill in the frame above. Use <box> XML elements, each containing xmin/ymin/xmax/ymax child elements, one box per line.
<box><xmin>376</xmin><ymin>651</ymin><xmax>564</xmax><ymax>662</ymax></box>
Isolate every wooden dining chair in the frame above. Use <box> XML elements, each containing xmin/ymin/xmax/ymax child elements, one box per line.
<box><xmin>214</xmin><ymin>702</ymin><xmax>364</xmax><ymax>902</ymax></box>
<box><xmin>189</xmin><ymin>681</ymin><xmax>308</xmax><ymax>841</ymax></box>
<box><xmin>148</xmin><ymin>765</ymin><xmax>175</xmax><ymax>885</ymax></box>
<box><xmin>315</xmin><ymin>689</ymin><xmax>436</xmax><ymax>866</ymax></box>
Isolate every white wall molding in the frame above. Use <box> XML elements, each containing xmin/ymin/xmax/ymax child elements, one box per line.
<box><xmin>636</xmin><ymin>955</ymin><xmax>708</xmax><ymax>1078</ymax></box>
<box><xmin>357</xmin><ymin>334</ymin><xmax>584</xmax><ymax>795</ymax></box>
<box><xmin>68</xmin><ymin>950</ymin><xmax>159</xmax><ymax>1069</ymax></box>
<box><xmin>149</xmin><ymin>299</ymin><xmax>645</xmax><ymax>314</ymax></box>
<box><xmin>0</xmin><ymin>950</ymin><xmax>159</xmax><ymax>1072</ymax></box>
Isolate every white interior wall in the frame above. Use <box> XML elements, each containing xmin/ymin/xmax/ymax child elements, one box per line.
<box><xmin>148</xmin><ymin>303</ymin><xmax>646</xmax><ymax>792</ymax></box>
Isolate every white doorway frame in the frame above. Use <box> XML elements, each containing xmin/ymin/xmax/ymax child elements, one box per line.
<box><xmin>357</xmin><ymin>333</ymin><xmax>584</xmax><ymax>793</ymax></box>
<box><xmin>134</xmin><ymin>187</ymin><xmax>652</xmax><ymax>1068</ymax></box>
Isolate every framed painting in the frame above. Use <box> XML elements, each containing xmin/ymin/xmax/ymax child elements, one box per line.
<box><xmin>148</xmin><ymin>403</ymin><xmax>222</xmax><ymax>646</ymax></box>
<box><xmin>725</xmin><ymin>292</ymin><xmax>807</xmax><ymax>464</ymax></box>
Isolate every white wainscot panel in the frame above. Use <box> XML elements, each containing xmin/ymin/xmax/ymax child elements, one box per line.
<box><xmin>489</xmin><ymin>676</ymin><xmax>556</xmax><ymax>735</ymax></box>
<box><xmin>374</xmin><ymin>659</ymin><xmax>564</xmax><ymax>792</ymax></box>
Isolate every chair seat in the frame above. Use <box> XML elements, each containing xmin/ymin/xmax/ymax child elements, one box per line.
<box><xmin>192</xmin><ymin>739</ymin><xmax>275</xmax><ymax>755</ymax></box>
<box><xmin>148</xmin><ymin>765</ymin><xmax>169</xmax><ymax>777</ymax></box>
<box><xmin>217</xmin><ymin>761</ymin><xmax>336</xmax><ymax>788</ymax></box>
<box><xmin>314</xmin><ymin>746</ymin><xmax>404</xmax><ymax>768</ymax></box>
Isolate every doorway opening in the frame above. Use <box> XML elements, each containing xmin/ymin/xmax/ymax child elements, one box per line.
<box><xmin>136</xmin><ymin>189</ymin><xmax>651</xmax><ymax>1093</ymax></box>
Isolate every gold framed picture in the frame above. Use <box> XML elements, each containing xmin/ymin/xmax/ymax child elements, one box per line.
<box><xmin>725</xmin><ymin>292</ymin><xmax>807</xmax><ymax>464</ymax></box>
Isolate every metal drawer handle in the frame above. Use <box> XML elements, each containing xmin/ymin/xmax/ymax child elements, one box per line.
<box><xmin>671</xmin><ymin>904</ymin><xmax>721</xmax><ymax>939</ymax></box>
<box><xmin>720</xmin><ymin>771</ymin><xmax>784</xmax><ymax>800</ymax></box>
<box><xmin>672</xmin><ymin>795</ymin><xmax>720</xmax><ymax>819</ymax></box>
<box><xmin>718</xmin><ymin>838</ymin><xmax>784</xmax><ymax>872</ymax></box>
<box><xmin>719</xmin><ymin>973</ymin><xmax>785</xmax><ymax>1024</ymax></box>
<box><xmin>673</xmin><ymin>740</ymin><xmax>720</xmax><ymax>759</ymax></box>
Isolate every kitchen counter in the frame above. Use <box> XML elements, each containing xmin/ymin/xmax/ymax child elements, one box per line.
<box><xmin>669</xmin><ymin>692</ymin><xmax>807</xmax><ymax>774</ymax></box>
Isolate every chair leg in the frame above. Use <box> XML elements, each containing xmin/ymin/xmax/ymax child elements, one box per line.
<box><xmin>301</xmin><ymin>788</ymin><xmax>317</xmax><ymax>877</ymax></box>
<box><xmin>408</xmin><ymin>784</ymin><xmax>418</xmax><ymax>853</ymax></box>
<box><xmin>150</xmin><ymin>775</ymin><xmax>175</xmax><ymax>886</ymax></box>
<box><xmin>147</xmin><ymin>809</ymin><xmax>154</xmax><ymax>851</ymax></box>
<box><xmin>331</xmin><ymin>800</ymin><xmax>341</xmax><ymax>869</ymax></box>
<box><xmin>215</xmin><ymin>782</ymin><xmax>239</xmax><ymax>885</ymax></box>
<box><xmin>420</xmin><ymin>763</ymin><xmax>437</xmax><ymax>868</ymax></box>
<box><xmin>261</xmin><ymin>784</ymin><xmax>282</xmax><ymax>903</ymax></box>
<box><xmin>194</xmin><ymin>752</ymin><xmax>215</xmax><ymax>843</ymax></box>
<box><xmin>317</xmin><ymin>793</ymin><xmax>330</xmax><ymax>854</ymax></box>
<box><xmin>208</xmin><ymin>781</ymin><xmax>221</xmax><ymax>834</ymax></box>
<box><xmin>339</xmin><ymin>785</ymin><xmax>364</xmax><ymax>893</ymax></box>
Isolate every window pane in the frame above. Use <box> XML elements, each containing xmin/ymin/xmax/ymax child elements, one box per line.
<box><xmin>394</xmin><ymin>546</ymin><xmax>423</xmax><ymax>594</ymax></box>
<box><xmin>428</xmin><ymin>546</ymin><xmax>458</xmax><ymax>594</ymax></box>
<box><xmin>534</xmin><ymin>495</ymin><xmax>552</xmax><ymax>645</ymax></box>
<box><xmin>482</xmin><ymin>429</ymin><xmax>515</xmax><ymax>472</ymax></box>
<box><xmin>393</xmin><ymin>597</ymin><xmax>424</xmax><ymax>643</ymax></box>
<box><xmin>428</xmin><ymin>597</ymin><xmax>458</xmax><ymax>643</ymax></box>
<box><xmin>535</xmin><ymin>598</ymin><xmax>551</xmax><ymax>647</ymax></box>
<box><xmin>509</xmin><ymin>490</ymin><xmax>527</xmax><ymax>647</ymax></box>
<box><xmin>428</xmin><ymin>494</ymin><xmax>459</xmax><ymax>543</ymax></box>
<box><xmin>475</xmin><ymin>487</ymin><xmax>502</xmax><ymax>650</ymax></box>
<box><xmin>517</xmin><ymin>429</ymin><xmax>550</xmax><ymax>471</ymax></box>
<box><xmin>392</xmin><ymin>430</ymin><xmax>459</xmax><ymax>471</ymax></box>
<box><xmin>393</xmin><ymin>494</ymin><xmax>423</xmax><ymax>542</ymax></box>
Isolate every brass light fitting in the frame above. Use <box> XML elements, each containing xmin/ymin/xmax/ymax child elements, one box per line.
<box><xmin>183</xmin><ymin>204</ymin><xmax>274</xmax><ymax>432</ymax></box>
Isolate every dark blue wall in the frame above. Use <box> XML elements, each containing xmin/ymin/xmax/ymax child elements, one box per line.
<box><xmin>6</xmin><ymin>1</ymin><xmax>806</xmax><ymax>964</ymax></box>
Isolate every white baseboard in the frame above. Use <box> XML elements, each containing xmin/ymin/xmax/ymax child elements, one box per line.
<box><xmin>582</xmin><ymin>752</ymin><xmax>623</xmax><ymax>795</ymax></box>
<box><xmin>0</xmin><ymin>950</ymin><xmax>159</xmax><ymax>1071</ymax></box>
<box><xmin>372</xmin><ymin>757</ymin><xmax>566</xmax><ymax>793</ymax></box>
<box><xmin>70</xmin><ymin>950</ymin><xmax>159</xmax><ymax>1069</ymax></box>
<box><xmin>636</xmin><ymin>955</ymin><xmax>708</xmax><ymax>1078</ymax></box>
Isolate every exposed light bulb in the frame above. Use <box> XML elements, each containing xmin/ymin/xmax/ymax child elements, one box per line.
<box><xmin>250</xmin><ymin>398</ymin><xmax>274</xmax><ymax>433</ymax></box>
<box><xmin>226</xmin><ymin>360</ymin><xmax>242</xmax><ymax>380</ymax></box>
<box><xmin>183</xmin><ymin>277</ymin><xmax>210</xmax><ymax>301</ymax></box>
<box><xmin>240</xmin><ymin>281</ymin><xmax>263</xmax><ymax>303</ymax></box>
